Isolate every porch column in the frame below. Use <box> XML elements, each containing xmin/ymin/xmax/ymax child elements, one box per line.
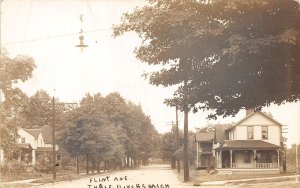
<box><xmin>216</xmin><ymin>151</ymin><xmax>219</xmax><ymax>168</ymax></box>
<box><xmin>32</xmin><ymin>149</ymin><xmax>36</xmax><ymax>166</ymax></box>
<box><xmin>254</xmin><ymin>150</ymin><xmax>257</xmax><ymax>168</ymax></box>
<box><xmin>277</xmin><ymin>149</ymin><xmax>280</xmax><ymax>170</ymax></box>
<box><xmin>219</xmin><ymin>150</ymin><xmax>222</xmax><ymax>169</ymax></box>
<box><xmin>196</xmin><ymin>142</ymin><xmax>199</xmax><ymax>167</ymax></box>
<box><xmin>217</xmin><ymin>151</ymin><xmax>219</xmax><ymax>168</ymax></box>
<box><xmin>230</xmin><ymin>150</ymin><xmax>232</xmax><ymax>168</ymax></box>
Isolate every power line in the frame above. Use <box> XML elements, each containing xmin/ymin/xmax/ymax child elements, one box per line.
<box><xmin>3</xmin><ymin>28</ymin><xmax>112</xmax><ymax>46</ymax></box>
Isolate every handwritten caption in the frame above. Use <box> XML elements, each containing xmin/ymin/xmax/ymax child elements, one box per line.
<box><xmin>87</xmin><ymin>176</ymin><xmax>170</xmax><ymax>188</ymax></box>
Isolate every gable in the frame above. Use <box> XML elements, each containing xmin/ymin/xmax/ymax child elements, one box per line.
<box><xmin>235</xmin><ymin>111</ymin><xmax>283</xmax><ymax>127</ymax></box>
<box><xmin>18</xmin><ymin>128</ymin><xmax>35</xmax><ymax>139</ymax></box>
<box><xmin>24</xmin><ymin>129</ymin><xmax>42</xmax><ymax>139</ymax></box>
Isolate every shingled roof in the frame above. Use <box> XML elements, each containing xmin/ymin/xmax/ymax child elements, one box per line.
<box><xmin>215</xmin><ymin>124</ymin><xmax>232</xmax><ymax>143</ymax></box>
<box><xmin>24</xmin><ymin>129</ymin><xmax>41</xmax><ymax>139</ymax></box>
<box><xmin>195</xmin><ymin>132</ymin><xmax>214</xmax><ymax>142</ymax></box>
<box><xmin>41</xmin><ymin>125</ymin><xmax>53</xmax><ymax>144</ymax></box>
<box><xmin>215</xmin><ymin>140</ymin><xmax>280</xmax><ymax>150</ymax></box>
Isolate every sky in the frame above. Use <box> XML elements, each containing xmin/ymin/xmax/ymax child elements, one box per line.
<box><xmin>2</xmin><ymin>0</ymin><xmax>299</xmax><ymax>147</ymax></box>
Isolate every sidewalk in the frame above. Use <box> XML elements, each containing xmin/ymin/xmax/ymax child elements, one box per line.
<box><xmin>195</xmin><ymin>174</ymin><xmax>300</xmax><ymax>186</ymax></box>
<box><xmin>1</xmin><ymin>171</ymin><xmax>106</xmax><ymax>187</ymax></box>
<box><xmin>174</xmin><ymin>166</ymin><xmax>300</xmax><ymax>186</ymax></box>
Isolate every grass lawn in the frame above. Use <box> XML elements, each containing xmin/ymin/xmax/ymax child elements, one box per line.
<box><xmin>175</xmin><ymin>165</ymin><xmax>297</xmax><ymax>183</ymax></box>
<box><xmin>2</xmin><ymin>183</ymin><xmax>31</xmax><ymax>188</ymax></box>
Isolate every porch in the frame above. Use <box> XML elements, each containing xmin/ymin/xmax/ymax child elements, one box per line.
<box><xmin>231</xmin><ymin>162</ymin><xmax>278</xmax><ymax>168</ymax></box>
<box><xmin>214</xmin><ymin>140</ymin><xmax>281</xmax><ymax>174</ymax></box>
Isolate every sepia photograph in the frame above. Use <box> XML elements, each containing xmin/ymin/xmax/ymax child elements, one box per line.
<box><xmin>0</xmin><ymin>0</ymin><xmax>300</xmax><ymax>187</ymax></box>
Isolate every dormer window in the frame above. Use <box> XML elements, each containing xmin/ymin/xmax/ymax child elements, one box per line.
<box><xmin>262</xmin><ymin>126</ymin><xmax>268</xmax><ymax>139</ymax></box>
<box><xmin>247</xmin><ymin>126</ymin><xmax>253</xmax><ymax>139</ymax></box>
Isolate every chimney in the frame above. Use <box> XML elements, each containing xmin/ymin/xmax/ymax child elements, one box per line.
<box><xmin>246</xmin><ymin>109</ymin><xmax>255</xmax><ymax>116</ymax></box>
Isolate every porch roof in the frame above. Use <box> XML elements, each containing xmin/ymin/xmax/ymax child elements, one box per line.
<box><xmin>36</xmin><ymin>147</ymin><xmax>69</xmax><ymax>154</ymax></box>
<box><xmin>214</xmin><ymin>140</ymin><xmax>280</xmax><ymax>150</ymax></box>
<box><xmin>17</xmin><ymin>143</ymin><xmax>33</xmax><ymax>150</ymax></box>
<box><xmin>195</xmin><ymin>132</ymin><xmax>214</xmax><ymax>142</ymax></box>
<box><xmin>36</xmin><ymin>147</ymin><xmax>53</xmax><ymax>152</ymax></box>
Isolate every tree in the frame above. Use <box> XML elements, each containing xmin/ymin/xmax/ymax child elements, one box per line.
<box><xmin>59</xmin><ymin>116</ymin><xmax>102</xmax><ymax>174</ymax></box>
<box><xmin>59</xmin><ymin>92</ymin><xmax>158</xmax><ymax>173</ymax></box>
<box><xmin>160</xmin><ymin>129</ymin><xmax>180</xmax><ymax>168</ymax></box>
<box><xmin>22</xmin><ymin>90</ymin><xmax>53</xmax><ymax>128</ymax></box>
<box><xmin>0</xmin><ymin>51</ymin><xmax>36</xmax><ymax>160</ymax></box>
<box><xmin>114</xmin><ymin>0</ymin><xmax>300</xmax><ymax>181</ymax></box>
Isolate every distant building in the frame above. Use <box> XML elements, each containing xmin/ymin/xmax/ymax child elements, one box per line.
<box><xmin>195</xmin><ymin>111</ymin><xmax>283</xmax><ymax>174</ymax></box>
<box><xmin>16</xmin><ymin>125</ymin><xmax>65</xmax><ymax>167</ymax></box>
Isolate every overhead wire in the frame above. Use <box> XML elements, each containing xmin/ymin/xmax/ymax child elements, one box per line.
<box><xmin>3</xmin><ymin>28</ymin><xmax>112</xmax><ymax>46</ymax></box>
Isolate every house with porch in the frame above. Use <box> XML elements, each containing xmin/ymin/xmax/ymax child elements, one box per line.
<box><xmin>195</xmin><ymin>132</ymin><xmax>214</xmax><ymax>169</ymax></box>
<box><xmin>196</xmin><ymin>110</ymin><xmax>283</xmax><ymax>174</ymax></box>
<box><xmin>16</xmin><ymin>125</ymin><xmax>64</xmax><ymax>167</ymax></box>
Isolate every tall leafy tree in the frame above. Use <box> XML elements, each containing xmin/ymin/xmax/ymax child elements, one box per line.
<box><xmin>0</xmin><ymin>51</ymin><xmax>36</xmax><ymax>160</ymax></box>
<box><xmin>22</xmin><ymin>90</ymin><xmax>52</xmax><ymax>128</ymax></box>
<box><xmin>114</xmin><ymin>0</ymin><xmax>300</xmax><ymax>180</ymax></box>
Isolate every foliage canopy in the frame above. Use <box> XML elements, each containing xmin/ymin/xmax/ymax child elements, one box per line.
<box><xmin>114</xmin><ymin>0</ymin><xmax>300</xmax><ymax>118</ymax></box>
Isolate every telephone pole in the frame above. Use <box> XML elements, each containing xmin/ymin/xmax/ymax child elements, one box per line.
<box><xmin>51</xmin><ymin>98</ymin><xmax>77</xmax><ymax>180</ymax></box>
<box><xmin>52</xmin><ymin>96</ymin><xmax>56</xmax><ymax>180</ymax></box>
<box><xmin>175</xmin><ymin>106</ymin><xmax>180</xmax><ymax>173</ymax></box>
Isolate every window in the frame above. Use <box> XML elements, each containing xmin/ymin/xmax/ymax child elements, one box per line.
<box><xmin>247</xmin><ymin>126</ymin><xmax>253</xmax><ymax>139</ymax></box>
<box><xmin>57</xmin><ymin>155</ymin><xmax>61</xmax><ymax>161</ymax></box>
<box><xmin>244</xmin><ymin>151</ymin><xmax>251</xmax><ymax>163</ymax></box>
<box><xmin>262</xmin><ymin>126</ymin><xmax>268</xmax><ymax>139</ymax></box>
<box><xmin>21</xmin><ymin>137</ymin><xmax>25</xmax><ymax>143</ymax></box>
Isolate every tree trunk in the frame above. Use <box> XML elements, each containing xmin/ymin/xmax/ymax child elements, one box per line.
<box><xmin>183</xmin><ymin>111</ymin><xmax>189</xmax><ymax>182</ymax></box>
<box><xmin>86</xmin><ymin>154</ymin><xmax>89</xmax><ymax>175</ymax></box>
<box><xmin>126</xmin><ymin>157</ymin><xmax>129</xmax><ymax>168</ymax></box>
<box><xmin>76</xmin><ymin>155</ymin><xmax>80</xmax><ymax>175</ymax></box>
<box><xmin>177</xmin><ymin>159</ymin><xmax>180</xmax><ymax>173</ymax></box>
<box><xmin>92</xmin><ymin>159</ymin><xmax>95</xmax><ymax>174</ymax></box>
<box><xmin>97</xmin><ymin>161</ymin><xmax>100</xmax><ymax>173</ymax></box>
<box><xmin>171</xmin><ymin>158</ymin><xmax>176</xmax><ymax>169</ymax></box>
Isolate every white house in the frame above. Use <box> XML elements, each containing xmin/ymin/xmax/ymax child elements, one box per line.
<box><xmin>196</xmin><ymin>110</ymin><xmax>283</xmax><ymax>174</ymax></box>
<box><xmin>16</xmin><ymin>125</ymin><xmax>58</xmax><ymax>166</ymax></box>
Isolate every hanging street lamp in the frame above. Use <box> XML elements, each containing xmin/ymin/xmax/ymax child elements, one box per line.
<box><xmin>75</xmin><ymin>14</ymin><xmax>88</xmax><ymax>52</ymax></box>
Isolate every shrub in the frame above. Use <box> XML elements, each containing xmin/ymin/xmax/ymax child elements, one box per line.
<box><xmin>0</xmin><ymin>160</ymin><xmax>26</xmax><ymax>177</ymax></box>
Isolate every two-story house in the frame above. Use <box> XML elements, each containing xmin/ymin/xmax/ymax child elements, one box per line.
<box><xmin>196</xmin><ymin>110</ymin><xmax>283</xmax><ymax>174</ymax></box>
<box><xmin>16</xmin><ymin>125</ymin><xmax>60</xmax><ymax>166</ymax></box>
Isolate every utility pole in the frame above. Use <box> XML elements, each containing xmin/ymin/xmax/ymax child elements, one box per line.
<box><xmin>52</xmin><ymin>96</ymin><xmax>56</xmax><ymax>180</ymax></box>
<box><xmin>296</xmin><ymin>144</ymin><xmax>298</xmax><ymax>172</ymax></box>
<box><xmin>51</xmin><ymin>99</ymin><xmax>77</xmax><ymax>180</ymax></box>
<box><xmin>183</xmin><ymin>110</ymin><xmax>189</xmax><ymax>182</ymax></box>
<box><xmin>175</xmin><ymin>106</ymin><xmax>180</xmax><ymax>173</ymax></box>
<box><xmin>183</xmin><ymin>80</ymin><xmax>189</xmax><ymax>182</ymax></box>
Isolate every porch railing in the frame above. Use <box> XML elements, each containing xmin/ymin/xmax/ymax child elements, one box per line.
<box><xmin>231</xmin><ymin>163</ymin><xmax>278</xmax><ymax>169</ymax></box>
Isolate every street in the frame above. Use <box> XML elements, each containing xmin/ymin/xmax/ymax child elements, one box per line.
<box><xmin>38</xmin><ymin>165</ymin><xmax>186</xmax><ymax>188</ymax></box>
<box><xmin>36</xmin><ymin>164</ymin><xmax>300</xmax><ymax>188</ymax></box>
